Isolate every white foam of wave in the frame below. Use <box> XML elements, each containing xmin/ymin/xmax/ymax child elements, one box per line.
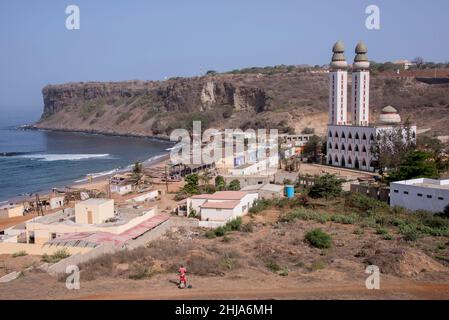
<box><xmin>143</xmin><ymin>153</ymin><xmax>167</xmax><ymax>164</ymax></box>
<box><xmin>74</xmin><ymin>153</ymin><xmax>167</xmax><ymax>183</ymax></box>
<box><xmin>17</xmin><ymin>154</ymin><xmax>111</xmax><ymax>162</ymax></box>
<box><xmin>74</xmin><ymin>168</ymin><xmax>121</xmax><ymax>183</ymax></box>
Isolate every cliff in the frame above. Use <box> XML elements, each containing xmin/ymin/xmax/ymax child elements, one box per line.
<box><xmin>34</xmin><ymin>71</ymin><xmax>449</xmax><ymax>137</ymax></box>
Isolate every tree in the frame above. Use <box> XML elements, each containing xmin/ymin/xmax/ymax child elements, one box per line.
<box><xmin>206</xmin><ymin>70</ymin><xmax>217</xmax><ymax>75</ymax></box>
<box><xmin>370</xmin><ymin>120</ymin><xmax>416</xmax><ymax>177</ymax></box>
<box><xmin>301</xmin><ymin>127</ymin><xmax>315</xmax><ymax>134</ymax></box>
<box><xmin>183</xmin><ymin>174</ymin><xmax>200</xmax><ymax>195</ymax></box>
<box><xmin>412</xmin><ymin>57</ymin><xmax>425</xmax><ymax>69</ymax></box>
<box><xmin>387</xmin><ymin>150</ymin><xmax>439</xmax><ymax>182</ymax></box>
<box><xmin>228</xmin><ymin>179</ymin><xmax>241</xmax><ymax>191</ymax></box>
<box><xmin>308</xmin><ymin>174</ymin><xmax>343</xmax><ymax>199</ymax></box>
<box><xmin>417</xmin><ymin>135</ymin><xmax>448</xmax><ymax>173</ymax></box>
<box><xmin>302</xmin><ymin>135</ymin><xmax>323</xmax><ymax>161</ymax></box>
<box><xmin>131</xmin><ymin>161</ymin><xmax>143</xmax><ymax>183</ymax></box>
<box><xmin>215</xmin><ymin>175</ymin><xmax>226</xmax><ymax>191</ymax></box>
<box><xmin>199</xmin><ymin>170</ymin><xmax>213</xmax><ymax>185</ymax></box>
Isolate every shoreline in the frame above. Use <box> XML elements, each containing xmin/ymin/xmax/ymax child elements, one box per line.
<box><xmin>1</xmin><ymin>125</ymin><xmax>175</xmax><ymax>205</ymax></box>
<box><xmin>22</xmin><ymin>124</ymin><xmax>173</xmax><ymax>142</ymax></box>
<box><xmin>1</xmin><ymin>153</ymin><xmax>171</xmax><ymax>206</ymax></box>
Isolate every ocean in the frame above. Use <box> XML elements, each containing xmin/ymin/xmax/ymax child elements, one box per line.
<box><xmin>0</xmin><ymin>112</ymin><xmax>174</xmax><ymax>202</ymax></box>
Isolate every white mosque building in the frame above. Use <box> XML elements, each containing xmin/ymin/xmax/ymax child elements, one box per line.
<box><xmin>326</xmin><ymin>41</ymin><xmax>416</xmax><ymax>172</ymax></box>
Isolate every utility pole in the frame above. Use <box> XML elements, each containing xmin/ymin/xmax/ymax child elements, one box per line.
<box><xmin>165</xmin><ymin>165</ymin><xmax>169</xmax><ymax>193</ymax></box>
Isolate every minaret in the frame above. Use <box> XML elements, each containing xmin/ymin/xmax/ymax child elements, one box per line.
<box><xmin>329</xmin><ymin>41</ymin><xmax>348</xmax><ymax>126</ymax></box>
<box><xmin>351</xmin><ymin>42</ymin><xmax>370</xmax><ymax>126</ymax></box>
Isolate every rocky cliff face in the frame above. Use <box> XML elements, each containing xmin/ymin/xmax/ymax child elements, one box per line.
<box><xmin>35</xmin><ymin>72</ymin><xmax>449</xmax><ymax>137</ymax></box>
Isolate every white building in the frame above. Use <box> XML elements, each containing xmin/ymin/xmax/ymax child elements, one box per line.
<box><xmin>390</xmin><ymin>178</ymin><xmax>449</xmax><ymax>213</ymax></box>
<box><xmin>74</xmin><ymin>198</ymin><xmax>115</xmax><ymax>225</ymax></box>
<box><xmin>185</xmin><ymin>191</ymin><xmax>259</xmax><ymax>228</ymax></box>
<box><xmin>326</xmin><ymin>41</ymin><xmax>416</xmax><ymax>172</ymax></box>
<box><xmin>49</xmin><ymin>196</ymin><xmax>65</xmax><ymax>210</ymax></box>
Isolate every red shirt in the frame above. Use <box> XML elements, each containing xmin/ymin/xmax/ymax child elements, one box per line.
<box><xmin>179</xmin><ymin>267</ymin><xmax>187</xmax><ymax>276</ymax></box>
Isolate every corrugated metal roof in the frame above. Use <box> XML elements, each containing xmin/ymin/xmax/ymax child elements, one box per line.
<box><xmin>48</xmin><ymin>214</ymin><xmax>169</xmax><ymax>247</ymax></box>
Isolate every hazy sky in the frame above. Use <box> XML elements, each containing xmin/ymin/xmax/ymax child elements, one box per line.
<box><xmin>1</xmin><ymin>0</ymin><xmax>448</xmax><ymax>116</ymax></box>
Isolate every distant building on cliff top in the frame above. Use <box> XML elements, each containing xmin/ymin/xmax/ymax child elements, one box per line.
<box><xmin>326</xmin><ymin>41</ymin><xmax>417</xmax><ymax>172</ymax></box>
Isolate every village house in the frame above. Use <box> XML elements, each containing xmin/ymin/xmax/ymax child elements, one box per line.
<box><xmin>180</xmin><ymin>191</ymin><xmax>258</xmax><ymax>228</ymax></box>
<box><xmin>390</xmin><ymin>178</ymin><xmax>449</xmax><ymax>213</ymax></box>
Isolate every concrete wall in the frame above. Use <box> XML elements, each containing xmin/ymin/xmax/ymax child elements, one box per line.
<box><xmin>223</xmin><ymin>175</ymin><xmax>271</xmax><ymax>187</ymax></box>
<box><xmin>390</xmin><ymin>180</ymin><xmax>449</xmax><ymax>213</ymax></box>
<box><xmin>47</xmin><ymin>244</ymin><xmax>116</xmax><ymax>275</ymax></box>
<box><xmin>111</xmin><ymin>184</ymin><xmax>133</xmax><ymax>195</ymax></box>
<box><xmin>1</xmin><ymin>205</ymin><xmax>24</xmax><ymax>218</ymax></box>
<box><xmin>201</xmin><ymin>208</ymin><xmax>234</xmax><ymax>222</ymax></box>
<box><xmin>0</xmin><ymin>243</ymin><xmax>92</xmax><ymax>255</ymax></box>
<box><xmin>26</xmin><ymin>207</ymin><xmax>157</xmax><ymax>244</ymax></box>
<box><xmin>50</xmin><ymin>197</ymin><xmax>64</xmax><ymax>210</ymax></box>
<box><xmin>126</xmin><ymin>190</ymin><xmax>159</xmax><ymax>203</ymax></box>
<box><xmin>125</xmin><ymin>220</ymin><xmax>172</xmax><ymax>250</ymax></box>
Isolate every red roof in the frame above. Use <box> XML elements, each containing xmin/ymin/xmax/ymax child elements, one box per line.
<box><xmin>200</xmin><ymin>200</ymin><xmax>240</xmax><ymax>209</ymax></box>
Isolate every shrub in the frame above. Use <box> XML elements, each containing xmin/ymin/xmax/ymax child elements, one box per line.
<box><xmin>266</xmin><ymin>260</ymin><xmax>281</xmax><ymax>272</ymax></box>
<box><xmin>249</xmin><ymin>199</ymin><xmax>273</xmax><ymax>214</ymax></box>
<box><xmin>353</xmin><ymin>227</ymin><xmax>365</xmax><ymax>235</ymax></box>
<box><xmin>205</xmin><ymin>230</ymin><xmax>216</xmax><ymax>239</ymax></box>
<box><xmin>42</xmin><ymin>249</ymin><xmax>71</xmax><ymax>263</ymax></box>
<box><xmin>129</xmin><ymin>265</ymin><xmax>154</xmax><ymax>280</ymax></box>
<box><xmin>382</xmin><ymin>233</ymin><xmax>393</xmax><ymax>240</ymax></box>
<box><xmin>400</xmin><ymin>225</ymin><xmax>420</xmax><ymax>242</ymax></box>
<box><xmin>305</xmin><ymin>229</ymin><xmax>332</xmax><ymax>249</ymax></box>
<box><xmin>241</xmin><ymin>222</ymin><xmax>254</xmax><ymax>233</ymax></box>
<box><xmin>346</xmin><ymin>193</ymin><xmax>389</xmax><ymax>212</ymax></box>
<box><xmin>12</xmin><ymin>251</ymin><xmax>28</xmax><ymax>258</ymax></box>
<box><xmin>310</xmin><ymin>260</ymin><xmax>327</xmax><ymax>271</ymax></box>
<box><xmin>376</xmin><ymin>226</ymin><xmax>389</xmax><ymax>235</ymax></box>
<box><xmin>308</xmin><ymin>174</ymin><xmax>343</xmax><ymax>199</ymax></box>
<box><xmin>331</xmin><ymin>214</ymin><xmax>356</xmax><ymax>225</ymax></box>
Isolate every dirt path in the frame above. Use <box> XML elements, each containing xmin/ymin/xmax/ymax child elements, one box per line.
<box><xmin>0</xmin><ymin>214</ymin><xmax>37</xmax><ymax>231</ymax></box>
<box><xmin>75</xmin><ymin>281</ymin><xmax>449</xmax><ymax>300</ymax></box>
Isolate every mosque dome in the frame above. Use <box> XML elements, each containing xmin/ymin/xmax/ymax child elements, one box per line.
<box><xmin>353</xmin><ymin>41</ymin><xmax>370</xmax><ymax>70</ymax></box>
<box><xmin>331</xmin><ymin>41</ymin><xmax>348</xmax><ymax>69</ymax></box>
<box><xmin>379</xmin><ymin>106</ymin><xmax>401</xmax><ymax>124</ymax></box>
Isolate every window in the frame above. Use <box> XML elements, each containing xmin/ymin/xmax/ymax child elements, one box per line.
<box><xmin>355</xmin><ymin>133</ymin><xmax>360</xmax><ymax>140</ymax></box>
<box><xmin>362</xmin><ymin>133</ymin><xmax>367</xmax><ymax>140</ymax></box>
<box><xmin>438</xmin><ymin>197</ymin><xmax>444</xmax><ymax>200</ymax></box>
<box><xmin>417</xmin><ymin>193</ymin><xmax>423</xmax><ymax>197</ymax></box>
<box><xmin>348</xmin><ymin>132</ymin><xmax>352</xmax><ymax>139</ymax></box>
<box><xmin>393</xmin><ymin>190</ymin><xmax>399</xmax><ymax>193</ymax></box>
<box><xmin>427</xmin><ymin>195</ymin><xmax>432</xmax><ymax>199</ymax></box>
<box><xmin>404</xmin><ymin>191</ymin><xmax>409</xmax><ymax>195</ymax></box>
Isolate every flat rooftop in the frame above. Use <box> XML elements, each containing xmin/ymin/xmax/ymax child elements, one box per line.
<box><xmin>191</xmin><ymin>191</ymin><xmax>249</xmax><ymax>200</ymax></box>
<box><xmin>392</xmin><ymin>178</ymin><xmax>449</xmax><ymax>190</ymax></box>
<box><xmin>78</xmin><ymin>198</ymin><xmax>113</xmax><ymax>205</ymax></box>
<box><xmin>200</xmin><ymin>200</ymin><xmax>240</xmax><ymax>209</ymax></box>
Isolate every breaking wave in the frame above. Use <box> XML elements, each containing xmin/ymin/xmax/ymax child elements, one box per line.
<box><xmin>15</xmin><ymin>153</ymin><xmax>111</xmax><ymax>162</ymax></box>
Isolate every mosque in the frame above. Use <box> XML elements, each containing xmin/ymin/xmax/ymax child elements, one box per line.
<box><xmin>326</xmin><ymin>41</ymin><xmax>417</xmax><ymax>172</ymax></box>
